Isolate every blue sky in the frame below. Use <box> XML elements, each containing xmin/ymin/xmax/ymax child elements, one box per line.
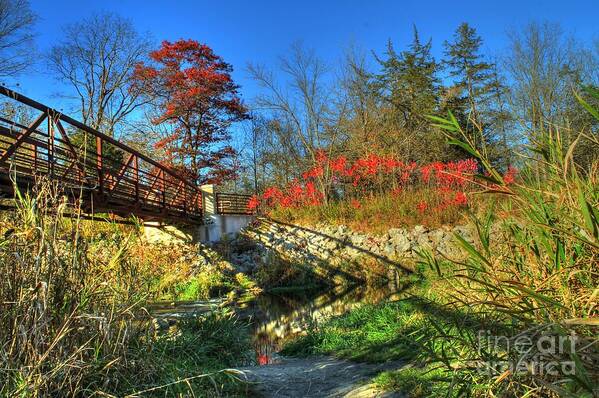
<box><xmin>6</xmin><ymin>0</ymin><xmax>599</xmax><ymax>115</ymax></box>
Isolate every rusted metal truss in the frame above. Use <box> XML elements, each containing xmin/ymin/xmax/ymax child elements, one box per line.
<box><xmin>0</xmin><ymin>87</ymin><xmax>203</xmax><ymax>224</ymax></box>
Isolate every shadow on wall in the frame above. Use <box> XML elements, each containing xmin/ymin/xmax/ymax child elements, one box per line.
<box><xmin>268</xmin><ymin>218</ymin><xmax>415</xmax><ymax>273</ymax></box>
<box><xmin>143</xmin><ymin>215</ymin><xmax>256</xmax><ymax>245</ymax></box>
<box><xmin>242</xmin><ymin>218</ymin><xmax>414</xmax><ymax>287</ymax></box>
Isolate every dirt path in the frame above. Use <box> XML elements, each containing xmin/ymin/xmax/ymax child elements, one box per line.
<box><xmin>239</xmin><ymin>356</ymin><xmax>404</xmax><ymax>397</ymax></box>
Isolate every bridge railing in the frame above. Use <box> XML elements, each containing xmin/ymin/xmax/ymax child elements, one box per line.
<box><xmin>0</xmin><ymin>87</ymin><xmax>202</xmax><ymax>223</ymax></box>
<box><xmin>215</xmin><ymin>192</ymin><xmax>254</xmax><ymax>215</ymax></box>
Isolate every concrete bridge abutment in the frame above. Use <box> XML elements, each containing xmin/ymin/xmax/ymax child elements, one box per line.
<box><xmin>143</xmin><ymin>184</ymin><xmax>254</xmax><ymax>244</ymax></box>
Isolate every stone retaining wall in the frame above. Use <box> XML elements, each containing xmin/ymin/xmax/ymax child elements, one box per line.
<box><xmin>233</xmin><ymin>218</ymin><xmax>474</xmax><ymax>283</ymax></box>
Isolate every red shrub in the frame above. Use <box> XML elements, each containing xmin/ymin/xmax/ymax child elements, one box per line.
<box><xmin>254</xmin><ymin>150</ymin><xmax>486</xmax><ymax>215</ymax></box>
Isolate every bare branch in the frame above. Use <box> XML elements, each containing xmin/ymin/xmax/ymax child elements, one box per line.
<box><xmin>47</xmin><ymin>12</ymin><xmax>152</xmax><ymax>136</ymax></box>
<box><xmin>0</xmin><ymin>0</ymin><xmax>36</xmax><ymax>78</ymax></box>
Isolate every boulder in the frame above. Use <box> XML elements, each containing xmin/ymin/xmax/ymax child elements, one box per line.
<box><xmin>388</xmin><ymin>227</ymin><xmax>408</xmax><ymax>238</ymax></box>
<box><xmin>413</xmin><ymin>224</ymin><xmax>428</xmax><ymax>235</ymax></box>
<box><xmin>383</xmin><ymin>242</ymin><xmax>396</xmax><ymax>257</ymax></box>
<box><xmin>453</xmin><ymin>225</ymin><xmax>475</xmax><ymax>244</ymax></box>
<box><xmin>428</xmin><ymin>227</ymin><xmax>449</xmax><ymax>246</ymax></box>
<box><xmin>324</xmin><ymin>239</ymin><xmax>340</xmax><ymax>251</ymax></box>
<box><xmin>392</xmin><ymin>234</ymin><xmax>412</xmax><ymax>253</ymax></box>
<box><xmin>350</xmin><ymin>234</ymin><xmax>367</xmax><ymax>247</ymax></box>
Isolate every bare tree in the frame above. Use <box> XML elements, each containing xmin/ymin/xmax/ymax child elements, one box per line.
<box><xmin>248</xmin><ymin>42</ymin><xmax>346</xmax><ymax>200</ymax></box>
<box><xmin>48</xmin><ymin>12</ymin><xmax>151</xmax><ymax>136</ymax></box>
<box><xmin>0</xmin><ymin>0</ymin><xmax>35</xmax><ymax>78</ymax></box>
<box><xmin>505</xmin><ymin>22</ymin><xmax>596</xmax><ymax>134</ymax></box>
<box><xmin>238</xmin><ymin>115</ymin><xmax>267</xmax><ymax>193</ymax></box>
<box><xmin>339</xmin><ymin>46</ymin><xmax>385</xmax><ymax>154</ymax></box>
<box><xmin>505</xmin><ymin>22</ymin><xmax>598</xmax><ymax>167</ymax></box>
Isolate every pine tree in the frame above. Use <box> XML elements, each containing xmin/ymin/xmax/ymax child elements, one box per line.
<box><xmin>377</xmin><ymin>26</ymin><xmax>446</xmax><ymax>161</ymax></box>
<box><xmin>380</xmin><ymin>26</ymin><xmax>439</xmax><ymax>126</ymax></box>
<box><xmin>443</xmin><ymin>23</ymin><xmax>509</xmax><ymax>164</ymax></box>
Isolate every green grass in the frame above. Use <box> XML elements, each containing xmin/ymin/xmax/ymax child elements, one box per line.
<box><xmin>173</xmin><ymin>272</ymin><xmax>227</xmax><ymax>301</ymax></box>
<box><xmin>374</xmin><ymin>366</ymin><xmax>452</xmax><ymax>398</ymax></box>
<box><xmin>109</xmin><ymin>311</ymin><xmax>253</xmax><ymax>397</ymax></box>
<box><xmin>283</xmin><ymin>299</ymin><xmax>426</xmax><ymax>362</ymax></box>
<box><xmin>282</xmin><ymin>294</ymin><xmax>477</xmax><ymax>396</ymax></box>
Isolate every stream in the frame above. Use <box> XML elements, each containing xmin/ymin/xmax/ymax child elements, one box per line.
<box><xmin>148</xmin><ymin>281</ymin><xmax>411</xmax><ymax>367</ymax></box>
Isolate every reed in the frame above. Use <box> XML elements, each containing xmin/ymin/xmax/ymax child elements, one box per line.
<box><xmin>0</xmin><ymin>179</ymin><xmax>250</xmax><ymax>397</ymax></box>
<box><xmin>416</xmin><ymin>91</ymin><xmax>599</xmax><ymax>396</ymax></box>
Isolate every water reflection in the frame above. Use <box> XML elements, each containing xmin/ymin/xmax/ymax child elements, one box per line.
<box><xmin>149</xmin><ymin>281</ymin><xmax>412</xmax><ymax>366</ymax></box>
<box><xmin>238</xmin><ymin>282</ymin><xmax>412</xmax><ymax>365</ymax></box>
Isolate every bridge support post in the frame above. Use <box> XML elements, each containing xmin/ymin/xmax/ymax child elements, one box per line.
<box><xmin>142</xmin><ymin>185</ymin><xmax>254</xmax><ymax>245</ymax></box>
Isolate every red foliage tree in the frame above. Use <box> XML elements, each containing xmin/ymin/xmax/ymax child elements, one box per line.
<box><xmin>133</xmin><ymin>39</ymin><xmax>249</xmax><ymax>184</ymax></box>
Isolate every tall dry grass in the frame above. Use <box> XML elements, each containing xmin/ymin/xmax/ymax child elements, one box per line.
<box><xmin>417</xmin><ymin>92</ymin><xmax>599</xmax><ymax>396</ymax></box>
<box><xmin>0</xmin><ymin>179</ymin><xmax>250</xmax><ymax>397</ymax></box>
<box><xmin>0</xmin><ymin>179</ymin><xmax>153</xmax><ymax>395</ymax></box>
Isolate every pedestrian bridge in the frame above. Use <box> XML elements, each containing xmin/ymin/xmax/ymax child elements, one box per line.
<box><xmin>0</xmin><ymin>87</ymin><xmax>254</xmax><ymax>228</ymax></box>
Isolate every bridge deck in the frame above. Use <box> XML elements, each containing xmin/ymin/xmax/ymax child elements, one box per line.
<box><xmin>0</xmin><ymin>87</ymin><xmax>203</xmax><ymax>224</ymax></box>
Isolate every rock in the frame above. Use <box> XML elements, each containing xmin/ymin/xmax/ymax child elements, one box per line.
<box><xmin>383</xmin><ymin>242</ymin><xmax>396</xmax><ymax>256</ymax></box>
<box><xmin>413</xmin><ymin>224</ymin><xmax>428</xmax><ymax>235</ymax></box>
<box><xmin>346</xmin><ymin>247</ymin><xmax>362</xmax><ymax>258</ymax></box>
<box><xmin>350</xmin><ymin>235</ymin><xmax>367</xmax><ymax>247</ymax></box>
<box><xmin>453</xmin><ymin>225</ymin><xmax>474</xmax><ymax>244</ymax></box>
<box><xmin>390</xmin><ymin>234</ymin><xmax>411</xmax><ymax>253</ymax></box>
<box><xmin>414</xmin><ymin>231</ymin><xmax>432</xmax><ymax>249</ymax></box>
<box><xmin>237</xmin><ymin>220</ymin><xmax>473</xmax><ymax>276</ymax></box>
<box><xmin>428</xmin><ymin>227</ymin><xmax>448</xmax><ymax>246</ymax></box>
<box><xmin>324</xmin><ymin>239</ymin><xmax>339</xmax><ymax>250</ymax></box>
<box><xmin>388</xmin><ymin>227</ymin><xmax>407</xmax><ymax>237</ymax></box>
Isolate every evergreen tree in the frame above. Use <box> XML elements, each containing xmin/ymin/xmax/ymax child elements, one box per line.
<box><xmin>443</xmin><ymin>22</ymin><xmax>509</xmax><ymax>165</ymax></box>
<box><xmin>380</xmin><ymin>26</ymin><xmax>438</xmax><ymax>127</ymax></box>
<box><xmin>377</xmin><ymin>26</ymin><xmax>447</xmax><ymax>162</ymax></box>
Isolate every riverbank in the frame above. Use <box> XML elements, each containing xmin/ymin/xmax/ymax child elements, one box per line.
<box><xmin>0</xmin><ymin>186</ymin><xmax>257</xmax><ymax>397</ymax></box>
<box><xmin>148</xmin><ymin>283</ymin><xmax>413</xmax><ymax>397</ymax></box>
<box><xmin>281</xmin><ymin>283</ymin><xmax>480</xmax><ymax>397</ymax></box>
<box><xmin>276</xmin><ymin>202</ymin><xmax>598</xmax><ymax>397</ymax></box>
<box><xmin>282</xmin><ymin>269</ymin><xmax>597</xmax><ymax>397</ymax></box>
<box><xmin>241</xmin><ymin>355</ymin><xmax>404</xmax><ymax>397</ymax></box>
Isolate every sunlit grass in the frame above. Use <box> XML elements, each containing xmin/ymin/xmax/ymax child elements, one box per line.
<box><xmin>0</xmin><ymin>181</ymin><xmax>252</xmax><ymax>396</ymax></box>
<box><xmin>282</xmin><ymin>291</ymin><xmax>489</xmax><ymax>397</ymax></box>
<box><xmin>269</xmin><ymin>187</ymin><xmax>489</xmax><ymax>234</ymax></box>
